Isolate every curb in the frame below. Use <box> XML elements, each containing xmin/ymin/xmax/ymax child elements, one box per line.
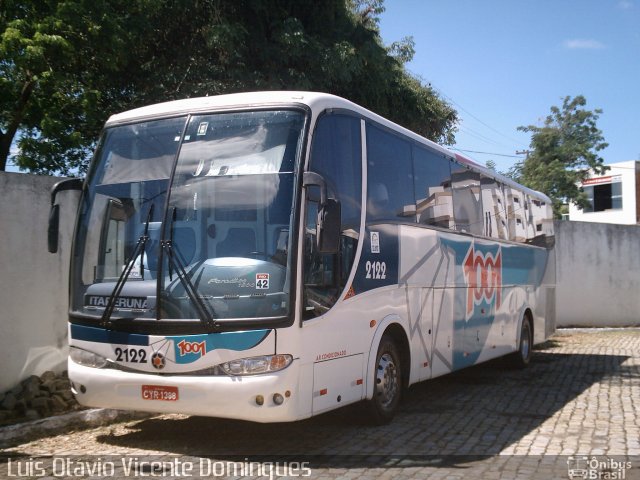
<box><xmin>0</xmin><ymin>409</ymin><xmax>152</xmax><ymax>448</ymax></box>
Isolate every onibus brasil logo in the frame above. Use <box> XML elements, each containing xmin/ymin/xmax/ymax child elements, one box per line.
<box><xmin>462</xmin><ymin>245</ymin><xmax>502</xmax><ymax>318</ymax></box>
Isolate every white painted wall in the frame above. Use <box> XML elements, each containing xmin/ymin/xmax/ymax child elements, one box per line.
<box><xmin>0</xmin><ymin>172</ymin><xmax>80</xmax><ymax>392</ymax></box>
<box><xmin>569</xmin><ymin>161</ymin><xmax>638</xmax><ymax>225</ymax></box>
<box><xmin>1</xmin><ymin>173</ymin><xmax>639</xmax><ymax>392</ymax></box>
<box><xmin>556</xmin><ymin>220</ymin><xmax>640</xmax><ymax>327</ymax></box>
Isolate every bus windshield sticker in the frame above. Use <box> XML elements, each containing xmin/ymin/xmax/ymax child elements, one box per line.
<box><xmin>256</xmin><ymin>273</ymin><xmax>270</xmax><ymax>289</ymax></box>
<box><xmin>197</xmin><ymin>122</ymin><xmax>208</xmax><ymax>135</ymax></box>
<box><xmin>370</xmin><ymin>231</ymin><xmax>380</xmax><ymax>253</ymax></box>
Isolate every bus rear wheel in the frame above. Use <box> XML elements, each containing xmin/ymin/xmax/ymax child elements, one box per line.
<box><xmin>368</xmin><ymin>335</ymin><xmax>402</xmax><ymax>424</ymax></box>
<box><xmin>511</xmin><ymin>314</ymin><xmax>533</xmax><ymax>368</ymax></box>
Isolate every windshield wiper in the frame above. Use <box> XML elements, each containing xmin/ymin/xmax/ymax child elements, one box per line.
<box><xmin>161</xmin><ymin>207</ymin><xmax>218</xmax><ymax>330</ymax></box>
<box><xmin>101</xmin><ymin>204</ymin><xmax>154</xmax><ymax>328</ymax></box>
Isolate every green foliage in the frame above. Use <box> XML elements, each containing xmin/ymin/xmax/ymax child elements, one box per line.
<box><xmin>515</xmin><ymin>95</ymin><xmax>608</xmax><ymax>218</ymax></box>
<box><xmin>485</xmin><ymin>159</ymin><xmax>497</xmax><ymax>172</ymax></box>
<box><xmin>0</xmin><ymin>0</ymin><xmax>458</xmax><ymax>175</ymax></box>
<box><xmin>0</xmin><ymin>0</ymin><xmax>135</xmax><ymax>174</ymax></box>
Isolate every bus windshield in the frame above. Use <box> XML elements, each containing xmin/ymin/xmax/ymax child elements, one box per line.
<box><xmin>71</xmin><ymin>110</ymin><xmax>305</xmax><ymax>329</ymax></box>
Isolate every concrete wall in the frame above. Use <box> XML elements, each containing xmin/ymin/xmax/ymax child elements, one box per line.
<box><xmin>1</xmin><ymin>173</ymin><xmax>639</xmax><ymax>391</ymax></box>
<box><xmin>0</xmin><ymin>172</ymin><xmax>79</xmax><ymax>392</ymax></box>
<box><xmin>556</xmin><ymin>220</ymin><xmax>640</xmax><ymax>327</ymax></box>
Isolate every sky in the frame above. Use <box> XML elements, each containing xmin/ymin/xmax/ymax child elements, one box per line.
<box><xmin>7</xmin><ymin>1</ymin><xmax>638</xmax><ymax>175</ymax></box>
<box><xmin>378</xmin><ymin>0</ymin><xmax>640</xmax><ymax>173</ymax></box>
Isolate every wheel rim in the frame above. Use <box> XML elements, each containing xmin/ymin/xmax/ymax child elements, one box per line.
<box><xmin>521</xmin><ymin>322</ymin><xmax>531</xmax><ymax>360</ymax></box>
<box><xmin>375</xmin><ymin>352</ymin><xmax>398</xmax><ymax>409</ymax></box>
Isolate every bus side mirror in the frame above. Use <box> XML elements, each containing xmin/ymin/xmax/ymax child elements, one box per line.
<box><xmin>317</xmin><ymin>198</ymin><xmax>341</xmax><ymax>254</ymax></box>
<box><xmin>48</xmin><ymin>178</ymin><xmax>83</xmax><ymax>254</ymax></box>
<box><xmin>303</xmin><ymin>171</ymin><xmax>341</xmax><ymax>254</ymax></box>
<box><xmin>48</xmin><ymin>204</ymin><xmax>60</xmax><ymax>253</ymax></box>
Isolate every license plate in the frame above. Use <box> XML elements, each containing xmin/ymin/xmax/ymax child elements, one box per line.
<box><xmin>141</xmin><ymin>385</ymin><xmax>179</xmax><ymax>402</ymax></box>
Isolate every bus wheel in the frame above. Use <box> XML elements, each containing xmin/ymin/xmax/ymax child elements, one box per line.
<box><xmin>368</xmin><ymin>335</ymin><xmax>402</xmax><ymax>424</ymax></box>
<box><xmin>511</xmin><ymin>315</ymin><xmax>533</xmax><ymax>368</ymax></box>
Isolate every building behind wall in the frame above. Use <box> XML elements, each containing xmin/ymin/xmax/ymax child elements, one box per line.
<box><xmin>569</xmin><ymin>160</ymin><xmax>640</xmax><ymax>224</ymax></box>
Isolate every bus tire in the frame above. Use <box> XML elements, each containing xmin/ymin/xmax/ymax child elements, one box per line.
<box><xmin>511</xmin><ymin>314</ymin><xmax>533</xmax><ymax>368</ymax></box>
<box><xmin>368</xmin><ymin>334</ymin><xmax>402</xmax><ymax>424</ymax></box>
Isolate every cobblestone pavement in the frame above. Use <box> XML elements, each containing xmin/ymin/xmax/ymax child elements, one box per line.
<box><xmin>2</xmin><ymin>329</ymin><xmax>640</xmax><ymax>479</ymax></box>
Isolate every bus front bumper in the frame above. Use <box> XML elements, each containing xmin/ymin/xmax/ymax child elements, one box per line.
<box><xmin>68</xmin><ymin>359</ymin><xmax>305</xmax><ymax>423</ymax></box>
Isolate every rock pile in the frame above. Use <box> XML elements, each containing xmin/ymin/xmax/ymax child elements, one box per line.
<box><xmin>0</xmin><ymin>370</ymin><xmax>80</xmax><ymax>426</ymax></box>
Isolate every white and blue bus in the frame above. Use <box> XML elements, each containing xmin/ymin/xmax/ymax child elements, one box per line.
<box><xmin>49</xmin><ymin>92</ymin><xmax>555</xmax><ymax>424</ymax></box>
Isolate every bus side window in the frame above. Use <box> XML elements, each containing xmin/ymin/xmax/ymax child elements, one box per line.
<box><xmin>413</xmin><ymin>147</ymin><xmax>454</xmax><ymax>229</ymax></box>
<box><xmin>451</xmin><ymin>162</ymin><xmax>483</xmax><ymax>235</ymax></box>
<box><xmin>366</xmin><ymin>124</ymin><xmax>414</xmax><ymax>222</ymax></box>
<box><xmin>303</xmin><ymin>113</ymin><xmax>362</xmax><ymax>319</ymax></box>
<box><xmin>480</xmin><ymin>176</ymin><xmax>508</xmax><ymax>240</ymax></box>
<box><xmin>511</xmin><ymin>190</ymin><xmax>527</xmax><ymax>242</ymax></box>
<box><xmin>303</xmin><ymin>199</ymin><xmax>338</xmax><ymax>316</ymax></box>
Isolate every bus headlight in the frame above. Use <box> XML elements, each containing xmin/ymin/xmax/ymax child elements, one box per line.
<box><xmin>70</xmin><ymin>347</ymin><xmax>108</xmax><ymax>369</ymax></box>
<box><xmin>220</xmin><ymin>354</ymin><xmax>292</xmax><ymax>376</ymax></box>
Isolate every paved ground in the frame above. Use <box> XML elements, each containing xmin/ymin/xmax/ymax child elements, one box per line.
<box><xmin>1</xmin><ymin>329</ymin><xmax>639</xmax><ymax>479</ymax></box>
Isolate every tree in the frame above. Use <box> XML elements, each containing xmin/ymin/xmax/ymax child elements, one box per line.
<box><xmin>515</xmin><ymin>95</ymin><xmax>608</xmax><ymax>218</ymax></box>
<box><xmin>0</xmin><ymin>0</ymin><xmax>141</xmax><ymax>174</ymax></box>
<box><xmin>1</xmin><ymin>0</ymin><xmax>458</xmax><ymax>175</ymax></box>
<box><xmin>485</xmin><ymin>159</ymin><xmax>497</xmax><ymax>172</ymax></box>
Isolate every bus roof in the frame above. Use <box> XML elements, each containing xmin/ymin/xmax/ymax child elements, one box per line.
<box><xmin>106</xmin><ymin>91</ymin><xmax>550</xmax><ymax>203</ymax></box>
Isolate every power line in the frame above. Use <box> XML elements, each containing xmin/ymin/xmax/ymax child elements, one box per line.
<box><xmin>457</xmin><ymin>125</ymin><xmax>514</xmax><ymax>149</ymax></box>
<box><xmin>436</xmin><ymin>86</ymin><xmax>527</xmax><ymax>148</ymax></box>
<box><xmin>450</xmin><ymin>147</ymin><xmax>483</xmax><ymax>165</ymax></box>
<box><xmin>413</xmin><ymin>74</ymin><xmax>529</xmax><ymax>150</ymax></box>
<box><xmin>455</xmin><ymin>149</ymin><xmax>522</xmax><ymax>158</ymax></box>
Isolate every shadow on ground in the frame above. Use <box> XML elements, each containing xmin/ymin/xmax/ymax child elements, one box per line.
<box><xmin>83</xmin><ymin>344</ymin><xmax>631</xmax><ymax>468</ymax></box>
